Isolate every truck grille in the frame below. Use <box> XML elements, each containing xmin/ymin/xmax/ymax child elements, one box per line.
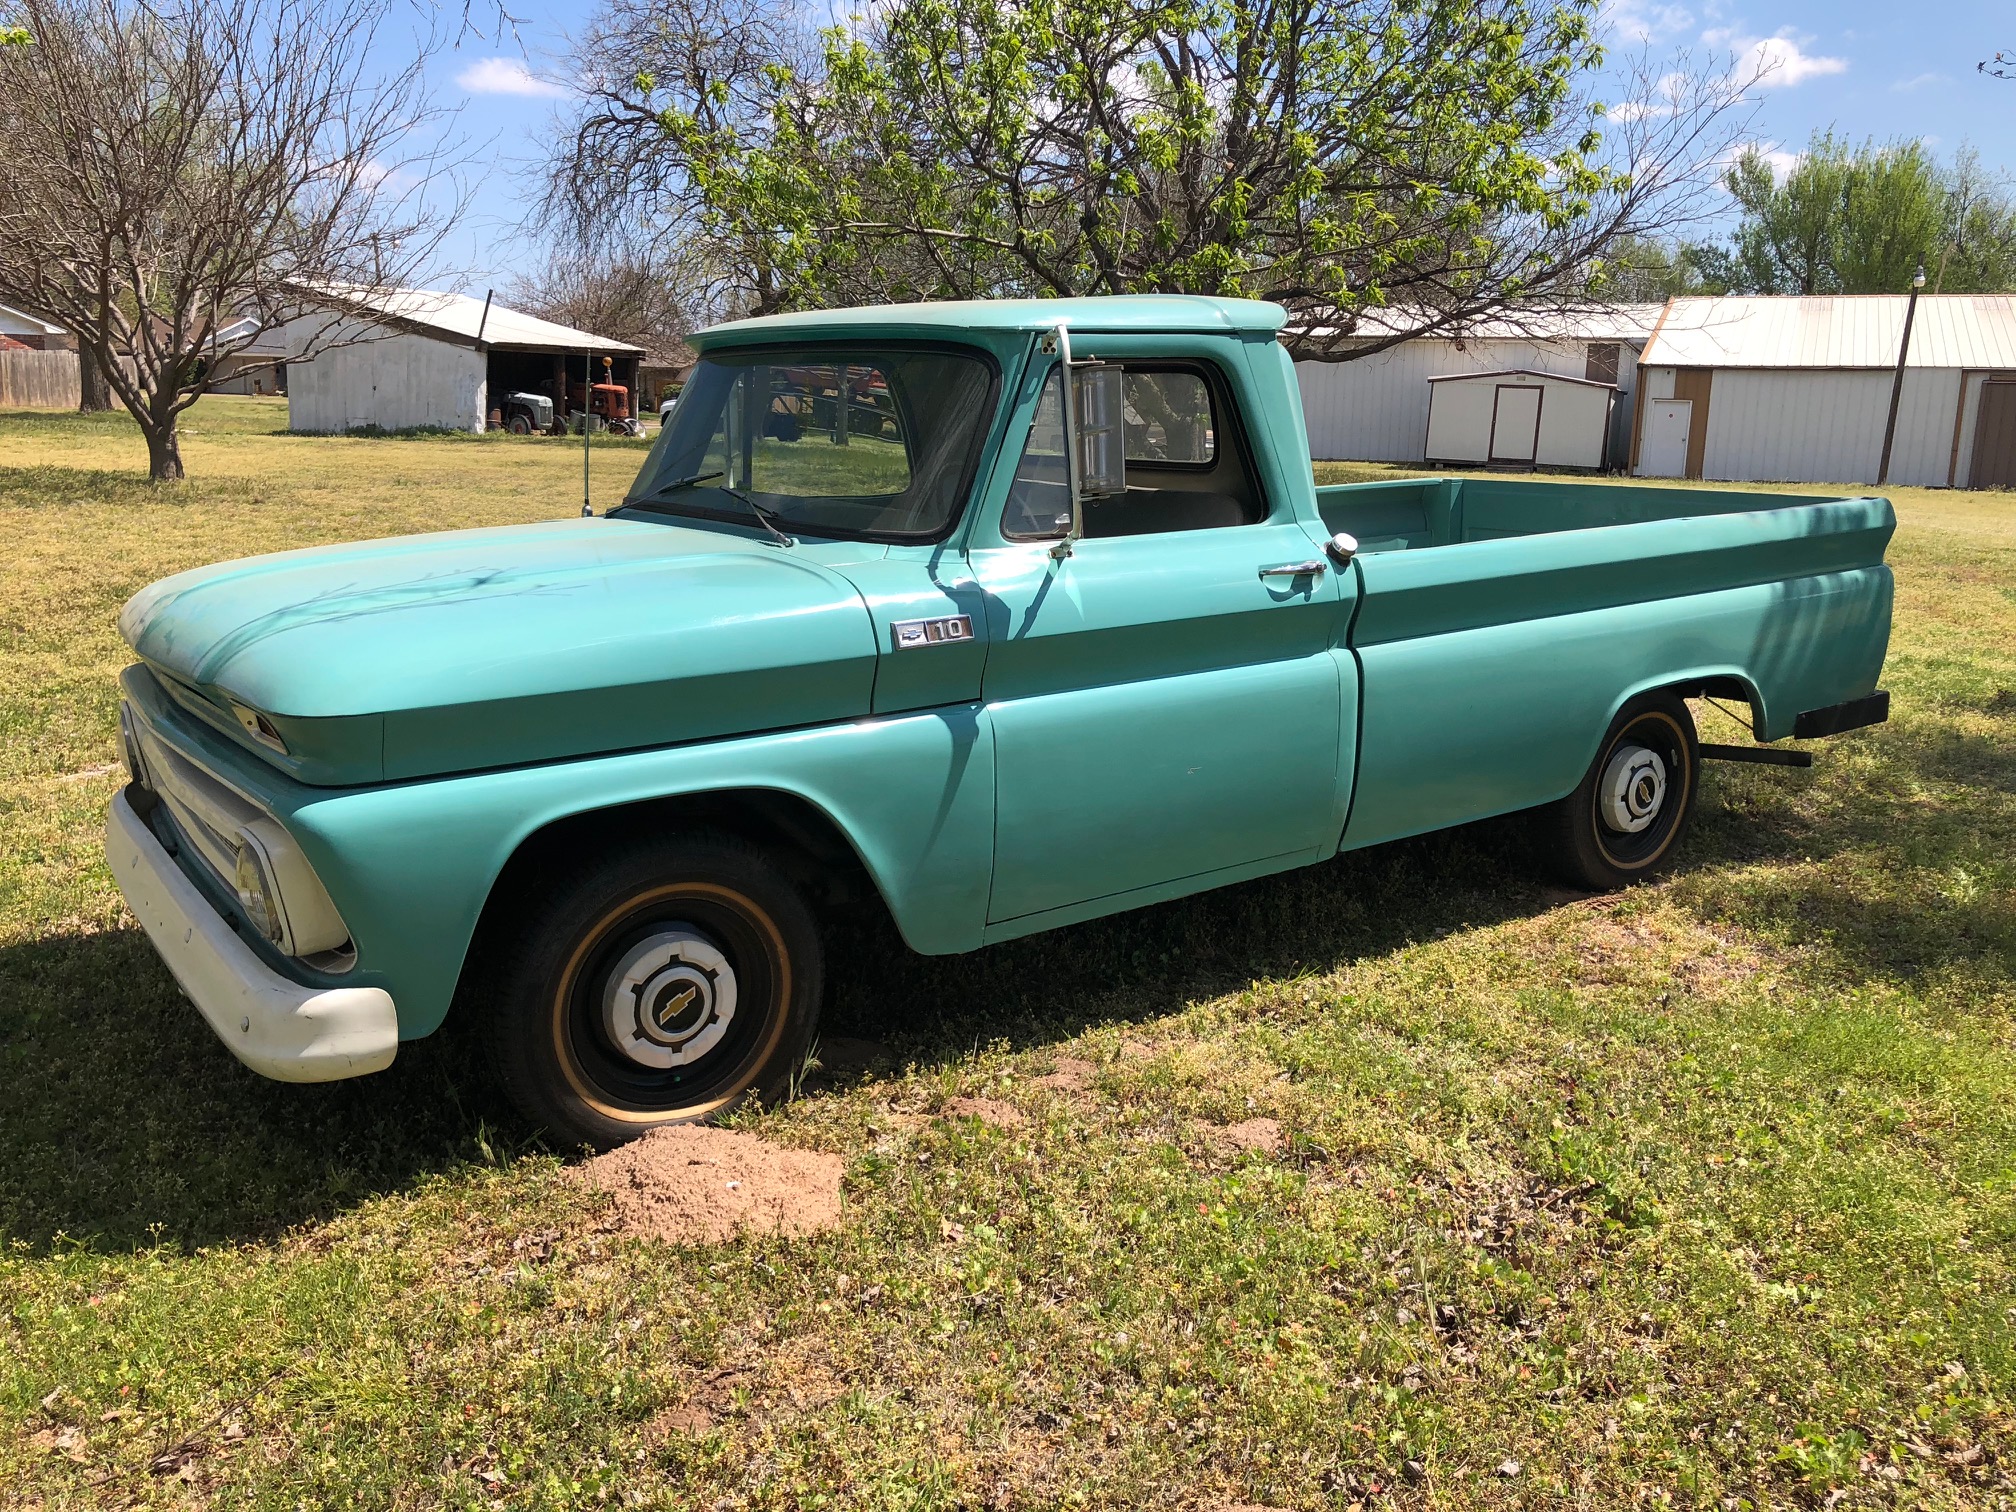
<box><xmin>133</xmin><ymin>718</ymin><xmax>266</xmax><ymax>894</ymax></box>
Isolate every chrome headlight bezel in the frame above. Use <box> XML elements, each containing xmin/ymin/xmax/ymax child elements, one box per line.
<box><xmin>233</xmin><ymin>829</ymin><xmax>287</xmax><ymax>949</ymax></box>
<box><xmin>118</xmin><ymin>702</ymin><xmax>152</xmax><ymax>792</ymax></box>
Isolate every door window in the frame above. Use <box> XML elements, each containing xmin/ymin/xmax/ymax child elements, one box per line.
<box><xmin>1001</xmin><ymin>360</ymin><xmax>1263</xmax><ymax>540</ymax></box>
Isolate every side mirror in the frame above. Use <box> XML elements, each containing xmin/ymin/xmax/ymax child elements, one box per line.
<box><xmin>1071</xmin><ymin>364</ymin><xmax>1126</xmax><ymax>500</ymax></box>
<box><xmin>1047</xmin><ymin>324</ymin><xmax>1127</xmax><ymax>556</ymax></box>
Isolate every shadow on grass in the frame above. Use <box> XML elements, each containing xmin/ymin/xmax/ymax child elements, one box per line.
<box><xmin>0</xmin><ymin>463</ymin><xmax>268</xmax><ymax>510</ymax></box>
<box><xmin>9</xmin><ymin>756</ymin><xmax>1998</xmax><ymax>1256</ymax></box>
<box><xmin>0</xmin><ymin>818</ymin><xmax>1545</xmax><ymax>1255</ymax></box>
<box><xmin>0</xmin><ymin>927</ymin><xmax>519</xmax><ymax>1254</ymax></box>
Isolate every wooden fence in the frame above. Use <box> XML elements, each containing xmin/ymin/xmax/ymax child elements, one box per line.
<box><xmin>0</xmin><ymin>349</ymin><xmax>82</xmax><ymax>410</ymax></box>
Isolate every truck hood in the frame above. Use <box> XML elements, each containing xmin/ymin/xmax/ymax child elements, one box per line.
<box><xmin>120</xmin><ymin>518</ymin><xmax>880</xmax><ymax>785</ymax></box>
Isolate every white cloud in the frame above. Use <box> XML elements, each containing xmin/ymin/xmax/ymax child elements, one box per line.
<box><xmin>1890</xmin><ymin>71</ymin><xmax>1949</xmax><ymax>92</ymax></box>
<box><xmin>1705</xmin><ymin>27</ymin><xmax>1848</xmax><ymax>88</ymax></box>
<box><xmin>1603</xmin><ymin>0</ymin><xmax>1695</xmax><ymax>45</ymax></box>
<box><xmin>456</xmin><ymin>57</ymin><xmax>570</xmax><ymax>99</ymax></box>
<box><xmin>1758</xmin><ymin>146</ymin><xmax>1802</xmax><ymax>178</ymax></box>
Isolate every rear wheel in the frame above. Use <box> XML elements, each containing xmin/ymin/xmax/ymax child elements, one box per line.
<box><xmin>1541</xmin><ymin>692</ymin><xmax>1699</xmax><ymax>890</ymax></box>
<box><xmin>487</xmin><ymin>832</ymin><xmax>824</xmax><ymax>1149</ymax></box>
<box><xmin>506</xmin><ymin>413</ymin><xmax>533</xmax><ymax>435</ymax></box>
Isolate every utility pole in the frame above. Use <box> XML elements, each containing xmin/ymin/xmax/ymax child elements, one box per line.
<box><xmin>1876</xmin><ymin>264</ymin><xmax>1926</xmax><ymax>487</ymax></box>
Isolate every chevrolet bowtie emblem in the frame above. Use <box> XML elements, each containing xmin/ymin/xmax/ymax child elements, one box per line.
<box><xmin>654</xmin><ymin>985</ymin><xmax>698</xmax><ymax>1030</ymax></box>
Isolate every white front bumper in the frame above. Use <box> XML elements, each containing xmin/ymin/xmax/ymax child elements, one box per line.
<box><xmin>107</xmin><ymin>791</ymin><xmax>398</xmax><ymax>1083</ymax></box>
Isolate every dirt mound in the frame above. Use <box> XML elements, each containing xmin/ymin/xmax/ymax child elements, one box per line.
<box><xmin>1214</xmin><ymin>1117</ymin><xmax>1285</xmax><ymax>1154</ymax></box>
<box><xmin>1035</xmin><ymin>1056</ymin><xmax>1097</xmax><ymax>1093</ymax></box>
<box><xmin>941</xmin><ymin>1096</ymin><xmax>1027</xmax><ymax>1129</ymax></box>
<box><xmin>571</xmin><ymin>1125</ymin><xmax>844</xmax><ymax>1245</ymax></box>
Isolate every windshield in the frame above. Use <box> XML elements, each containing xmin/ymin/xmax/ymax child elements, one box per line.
<box><xmin>620</xmin><ymin>346</ymin><xmax>999</xmax><ymax>541</ymax></box>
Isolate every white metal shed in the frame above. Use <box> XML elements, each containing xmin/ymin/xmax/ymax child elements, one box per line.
<box><xmin>1424</xmin><ymin>369</ymin><xmax>1617</xmax><ymax>471</ymax></box>
<box><xmin>1293</xmin><ymin>304</ymin><xmax>1660</xmax><ymax>465</ymax></box>
<box><xmin>1633</xmin><ymin>295</ymin><xmax>2016</xmax><ymax>488</ymax></box>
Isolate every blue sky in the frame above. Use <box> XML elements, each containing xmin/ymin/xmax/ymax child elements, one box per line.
<box><xmin>419</xmin><ymin>0</ymin><xmax>2016</xmax><ymax>296</ymax></box>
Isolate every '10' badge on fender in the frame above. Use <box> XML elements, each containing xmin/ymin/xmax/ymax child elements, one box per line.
<box><xmin>891</xmin><ymin>616</ymin><xmax>974</xmax><ymax>650</ymax></box>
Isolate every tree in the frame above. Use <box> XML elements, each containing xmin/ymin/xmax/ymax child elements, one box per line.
<box><xmin>1586</xmin><ymin>234</ymin><xmax>1722</xmax><ymax>300</ymax></box>
<box><xmin>502</xmin><ymin>259</ymin><xmax>694</xmax><ymax>361</ymax></box>
<box><xmin>1698</xmin><ymin>131</ymin><xmax>2016</xmax><ymax>295</ymax></box>
<box><xmin>0</xmin><ymin>0</ymin><xmax>461</xmax><ymax>481</ymax></box>
<box><xmin>546</xmin><ymin>0</ymin><xmax>1757</xmax><ymax>357</ymax></box>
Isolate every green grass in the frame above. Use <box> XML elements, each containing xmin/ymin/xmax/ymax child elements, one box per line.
<box><xmin>2</xmin><ymin>397</ymin><xmax>2013</xmax><ymax>1507</ymax></box>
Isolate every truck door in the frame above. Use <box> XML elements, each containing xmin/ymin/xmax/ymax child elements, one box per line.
<box><xmin>967</xmin><ymin>347</ymin><xmax>1356</xmax><ymax>930</ymax></box>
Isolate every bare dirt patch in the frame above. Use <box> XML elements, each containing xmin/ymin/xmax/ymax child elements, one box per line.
<box><xmin>570</xmin><ymin>1126</ymin><xmax>844</xmax><ymax>1246</ymax></box>
<box><xmin>940</xmin><ymin>1096</ymin><xmax>1027</xmax><ymax>1129</ymax></box>
<box><xmin>1213</xmin><ymin>1117</ymin><xmax>1285</xmax><ymax>1155</ymax></box>
<box><xmin>1035</xmin><ymin>1056</ymin><xmax>1098</xmax><ymax>1093</ymax></box>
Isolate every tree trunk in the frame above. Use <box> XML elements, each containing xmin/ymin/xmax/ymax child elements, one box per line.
<box><xmin>143</xmin><ymin>422</ymin><xmax>185</xmax><ymax>482</ymax></box>
<box><xmin>77</xmin><ymin>344</ymin><xmax>115</xmax><ymax>412</ymax></box>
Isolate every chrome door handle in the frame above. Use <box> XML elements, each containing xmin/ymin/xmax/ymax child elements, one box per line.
<box><xmin>1259</xmin><ymin>560</ymin><xmax>1327</xmax><ymax>579</ymax></box>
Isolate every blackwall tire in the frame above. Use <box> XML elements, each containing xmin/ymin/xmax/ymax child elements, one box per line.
<box><xmin>1542</xmin><ymin>692</ymin><xmax>1699</xmax><ymax>891</ymax></box>
<box><xmin>486</xmin><ymin>832</ymin><xmax>824</xmax><ymax>1150</ymax></box>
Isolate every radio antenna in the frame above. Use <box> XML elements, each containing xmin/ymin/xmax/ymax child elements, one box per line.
<box><xmin>580</xmin><ymin>349</ymin><xmax>592</xmax><ymax>517</ymax></box>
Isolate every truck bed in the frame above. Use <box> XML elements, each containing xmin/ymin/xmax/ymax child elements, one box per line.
<box><xmin>1315</xmin><ymin>475</ymin><xmax>1865</xmax><ymax>552</ymax></box>
<box><xmin>1315</xmin><ymin>476</ymin><xmax>1896</xmax><ymax>852</ymax></box>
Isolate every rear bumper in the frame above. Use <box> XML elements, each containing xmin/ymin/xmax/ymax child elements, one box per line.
<box><xmin>107</xmin><ymin>790</ymin><xmax>398</xmax><ymax>1083</ymax></box>
<box><xmin>1793</xmin><ymin>691</ymin><xmax>1890</xmax><ymax>739</ymax></box>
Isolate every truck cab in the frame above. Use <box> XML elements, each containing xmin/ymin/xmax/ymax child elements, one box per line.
<box><xmin>106</xmin><ymin>296</ymin><xmax>1893</xmax><ymax>1146</ymax></box>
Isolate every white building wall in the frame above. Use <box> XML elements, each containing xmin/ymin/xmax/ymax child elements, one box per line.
<box><xmin>1701</xmin><ymin>368</ymin><xmax>1960</xmax><ymax>487</ymax></box>
<box><xmin>286</xmin><ymin>326</ymin><xmax>486</xmax><ymax>434</ymax></box>
<box><xmin>1296</xmin><ymin>337</ymin><xmax>1631</xmax><ymax>461</ymax></box>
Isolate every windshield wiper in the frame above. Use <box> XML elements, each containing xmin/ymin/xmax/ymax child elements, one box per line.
<box><xmin>624</xmin><ymin>470</ymin><xmax>724</xmax><ymax>507</ymax></box>
<box><xmin>621</xmin><ymin>470</ymin><xmax>793</xmax><ymax>546</ymax></box>
<box><xmin>719</xmin><ymin>484</ymin><xmax>794</xmax><ymax>548</ymax></box>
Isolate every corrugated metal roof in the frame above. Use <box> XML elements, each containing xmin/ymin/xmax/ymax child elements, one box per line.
<box><xmin>1641</xmin><ymin>295</ymin><xmax>2016</xmax><ymax>370</ymax></box>
<box><xmin>1318</xmin><ymin>303</ymin><xmax>1664</xmax><ymax>344</ymax></box>
<box><xmin>293</xmin><ymin>282</ymin><xmax>646</xmax><ymax>355</ymax></box>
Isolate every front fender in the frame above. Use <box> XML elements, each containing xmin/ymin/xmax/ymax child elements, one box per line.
<box><xmin>239</xmin><ymin>708</ymin><xmax>995</xmax><ymax>1040</ymax></box>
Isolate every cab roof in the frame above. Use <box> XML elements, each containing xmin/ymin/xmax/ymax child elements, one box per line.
<box><xmin>694</xmin><ymin>295</ymin><xmax>1288</xmax><ymax>349</ymax></box>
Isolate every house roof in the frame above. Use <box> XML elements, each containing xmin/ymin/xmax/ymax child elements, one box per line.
<box><xmin>0</xmin><ymin>302</ymin><xmax>66</xmax><ymax>337</ymax></box>
<box><xmin>1308</xmin><ymin>303</ymin><xmax>1665</xmax><ymax>345</ymax></box>
<box><xmin>697</xmin><ymin>295</ymin><xmax>1288</xmax><ymax>348</ymax></box>
<box><xmin>1640</xmin><ymin>295</ymin><xmax>2016</xmax><ymax>370</ymax></box>
<box><xmin>292</xmin><ymin>283</ymin><xmax>646</xmax><ymax>355</ymax></box>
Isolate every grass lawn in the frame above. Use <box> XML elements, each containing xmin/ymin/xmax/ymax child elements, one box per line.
<box><xmin>2</xmin><ymin>396</ymin><xmax>2012</xmax><ymax>1508</ymax></box>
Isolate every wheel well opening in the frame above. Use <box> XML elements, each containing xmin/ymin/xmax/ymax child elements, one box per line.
<box><xmin>1663</xmin><ymin>675</ymin><xmax>1762</xmax><ymax>736</ymax></box>
<box><xmin>460</xmin><ymin>791</ymin><xmax>897</xmax><ymax>1004</ymax></box>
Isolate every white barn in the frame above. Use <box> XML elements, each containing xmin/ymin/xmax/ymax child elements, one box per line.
<box><xmin>1632</xmin><ymin>295</ymin><xmax>2016</xmax><ymax>489</ymax></box>
<box><xmin>1294</xmin><ymin>305</ymin><xmax>1662</xmax><ymax>465</ymax></box>
<box><xmin>282</xmin><ymin>286</ymin><xmax>645</xmax><ymax>435</ymax></box>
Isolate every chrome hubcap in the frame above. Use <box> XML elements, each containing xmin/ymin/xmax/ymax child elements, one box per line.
<box><xmin>1600</xmin><ymin>744</ymin><xmax>1668</xmax><ymax>833</ymax></box>
<box><xmin>601</xmin><ymin>926</ymin><xmax>738</xmax><ymax>1069</ymax></box>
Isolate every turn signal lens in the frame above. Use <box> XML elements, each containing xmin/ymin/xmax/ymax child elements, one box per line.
<box><xmin>233</xmin><ymin>832</ymin><xmax>286</xmax><ymax>947</ymax></box>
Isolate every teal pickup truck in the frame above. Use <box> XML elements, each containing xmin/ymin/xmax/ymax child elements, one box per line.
<box><xmin>108</xmin><ymin>296</ymin><xmax>1894</xmax><ymax>1145</ymax></box>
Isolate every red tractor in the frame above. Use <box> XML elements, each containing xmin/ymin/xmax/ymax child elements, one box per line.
<box><xmin>563</xmin><ymin>378</ymin><xmax>641</xmax><ymax>437</ymax></box>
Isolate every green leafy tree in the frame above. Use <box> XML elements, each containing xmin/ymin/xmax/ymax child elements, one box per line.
<box><xmin>551</xmin><ymin>0</ymin><xmax>1757</xmax><ymax>357</ymax></box>
<box><xmin>1700</xmin><ymin>131</ymin><xmax>2016</xmax><ymax>295</ymax></box>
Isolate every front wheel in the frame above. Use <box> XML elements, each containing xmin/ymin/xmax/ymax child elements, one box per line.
<box><xmin>486</xmin><ymin>832</ymin><xmax>824</xmax><ymax>1149</ymax></box>
<box><xmin>1540</xmin><ymin>692</ymin><xmax>1699</xmax><ymax>890</ymax></box>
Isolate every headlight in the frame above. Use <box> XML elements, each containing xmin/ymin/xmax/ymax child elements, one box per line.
<box><xmin>233</xmin><ymin>830</ymin><xmax>287</xmax><ymax>947</ymax></box>
<box><xmin>231</xmin><ymin>818</ymin><xmax>353</xmax><ymax>959</ymax></box>
<box><xmin>118</xmin><ymin>703</ymin><xmax>152</xmax><ymax>791</ymax></box>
